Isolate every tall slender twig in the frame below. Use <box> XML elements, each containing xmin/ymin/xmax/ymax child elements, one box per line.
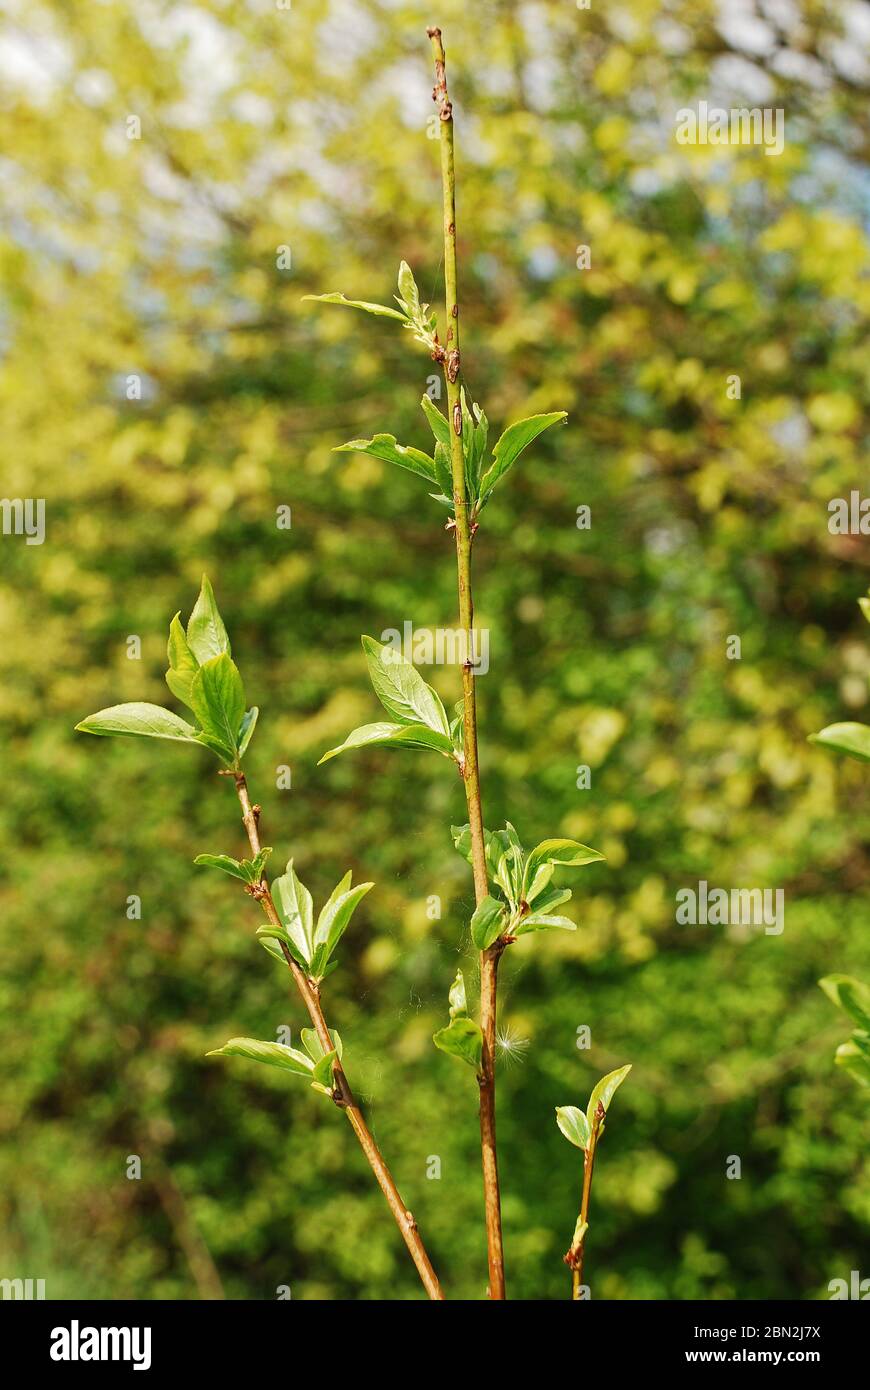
<box><xmin>428</xmin><ymin>25</ymin><xmax>506</xmax><ymax>1301</ymax></box>
<box><xmin>230</xmin><ymin>771</ymin><xmax>444</xmax><ymax>1301</ymax></box>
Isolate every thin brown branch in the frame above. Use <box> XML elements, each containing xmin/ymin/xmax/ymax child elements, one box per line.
<box><xmin>428</xmin><ymin>25</ymin><xmax>506</xmax><ymax>1301</ymax></box>
<box><xmin>230</xmin><ymin>772</ymin><xmax>444</xmax><ymax>1301</ymax></box>
<box><xmin>565</xmin><ymin>1102</ymin><xmax>604</xmax><ymax>1299</ymax></box>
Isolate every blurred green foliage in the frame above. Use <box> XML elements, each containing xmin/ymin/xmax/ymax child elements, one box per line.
<box><xmin>0</xmin><ymin>0</ymin><xmax>867</xmax><ymax>1300</ymax></box>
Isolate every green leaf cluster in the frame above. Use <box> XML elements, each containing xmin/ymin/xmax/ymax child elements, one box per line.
<box><xmin>432</xmin><ymin>969</ymin><xmax>483</xmax><ymax>1070</ymax></box>
<box><xmin>305</xmin><ymin>261</ymin><xmax>437</xmax><ymax>353</ymax></box>
<box><xmin>451</xmin><ymin>823</ymin><xmax>606</xmax><ymax>948</ymax></box>
<box><xmin>336</xmin><ymin>394</ymin><xmax>566</xmax><ymax>520</ymax></box>
<box><xmin>819</xmin><ymin>976</ymin><xmax>870</xmax><ymax>1090</ymax></box>
<box><xmin>556</xmin><ymin>1065</ymin><xmax>632</xmax><ymax>1151</ymax></box>
<box><xmin>75</xmin><ymin>577</ymin><xmax>258</xmax><ymax>769</ymax></box>
<box><xmin>261</xmin><ymin>861</ymin><xmax>373</xmax><ymax>984</ymax></box>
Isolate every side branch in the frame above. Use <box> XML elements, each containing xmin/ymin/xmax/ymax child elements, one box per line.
<box><xmin>231</xmin><ymin>772</ymin><xmax>444</xmax><ymax>1301</ymax></box>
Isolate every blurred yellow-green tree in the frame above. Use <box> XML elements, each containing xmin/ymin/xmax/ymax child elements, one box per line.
<box><xmin>0</xmin><ymin>0</ymin><xmax>867</xmax><ymax>1299</ymax></box>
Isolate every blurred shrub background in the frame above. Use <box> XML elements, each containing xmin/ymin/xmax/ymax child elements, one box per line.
<box><xmin>0</xmin><ymin>0</ymin><xmax>867</xmax><ymax>1300</ymax></box>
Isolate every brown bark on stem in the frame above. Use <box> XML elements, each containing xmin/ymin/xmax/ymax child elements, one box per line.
<box><xmin>230</xmin><ymin>772</ymin><xmax>444</xmax><ymax>1301</ymax></box>
<box><xmin>428</xmin><ymin>26</ymin><xmax>506</xmax><ymax>1301</ymax></box>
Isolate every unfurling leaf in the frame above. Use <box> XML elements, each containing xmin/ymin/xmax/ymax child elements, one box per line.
<box><xmin>334</xmin><ymin>434</ymin><xmax>436</xmax><ymax>483</ymax></box>
<box><xmin>586</xmin><ymin>1064</ymin><xmax>632</xmax><ymax>1129</ymax></box>
<box><xmin>302</xmin><ymin>291</ymin><xmax>408</xmax><ymax>321</ymax></box>
<box><xmin>448</xmin><ymin>970</ymin><xmax>468</xmax><ymax>1019</ymax></box>
<box><xmin>75</xmin><ymin>703</ymin><xmax>202</xmax><ymax>745</ymax></box>
<box><xmin>397</xmin><ymin>260</ymin><xmax>421</xmax><ymax>318</ymax></box>
<box><xmin>433</xmin><ymin>1017</ymin><xmax>483</xmax><ymax>1070</ymax></box>
<box><xmin>186</xmin><ymin>574</ymin><xmax>231</xmax><ymax>665</ymax></box>
<box><xmin>470</xmin><ymin>895</ymin><xmax>507</xmax><ymax>950</ymax></box>
<box><xmin>556</xmin><ymin>1105</ymin><xmax>591</xmax><ymax>1150</ymax></box>
<box><xmin>809</xmin><ymin>721</ymin><xmax>870</xmax><ymax>763</ymax></box>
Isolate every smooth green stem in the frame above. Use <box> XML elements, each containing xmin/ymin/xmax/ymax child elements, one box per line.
<box><xmin>428</xmin><ymin>25</ymin><xmax>506</xmax><ymax>1302</ymax></box>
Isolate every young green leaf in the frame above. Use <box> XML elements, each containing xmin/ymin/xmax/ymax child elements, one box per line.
<box><xmin>310</xmin><ymin>1048</ymin><xmax>339</xmax><ymax>1093</ymax></box>
<box><xmin>835</xmin><ymin>1039</ymin><xmax>870</xmax><ymax>1088</ymax></box>
<box><xmin>75</xmin><ymin>703</ymin><xmax>202</xmax><ymax>746</ymax></box>
<box><xmin>194</xmin><ymin>853</ymin><xmax>249</xmax><ymax>882</ymax></box>
<box><xmin>433</xmin><ymin>441</ymin><xmax>454</xmax><ymax>502</ymax></box>
<box><xmin>819</xmin><ymin>976</ymin><xmax>870</xmax><ymax>1032</ymax></box>
<box><xmin>470</xmin><ymin>895</ymin><xmax>507</xmax><ymax>950</ymax></box>
<box><xmin>334</xmin><ymin>435</ymin><xmax>436</xmax><ymax>483</ymax></box>
<box><xmin>301</xmin><ymin>1028</ymin><xmax>344</xmax><ymax>1064</ymax></box>
<box><xmin>166</xmin><ymin>612</ymin><xmax>199</xmax><ymax>707</ymax></box>
<box><xmin>248</xmin><ymin>847</ymin><xmax>272</xmax><ymax>880</ymax></box>
<box><xmin>237</xmin><ymin>707</ymin><xmax>259</xmax><ymax>759</ymax></box>
<box><xmin>514</xmin><ymin>912</ymin><xmax>577</xmax><ymax>936</ymax></box>
<box><xmin>526</xmin><ymin>884</ymin><xmax>572</xmax><ymax>916</ymax></box>
<box><xmin>421</xmin><ymin>394</ymin><xmax>452</xmax><ymax>449</ymax></box>
<box><xmin>478</xmin><ymin>411</ymin><xmax>567</xmax><ymax>506</ymax></box>
<box><xmin>556</xmin><ymin>1105</ymin><xmax>591</xmax><ymax>1150</ymax></box>
<box><xmin>361</xmin><ymin>636</ymin><xmax>450</xmax><ymax>734</ymax></box>
<box><xmin>310</xmin><ymin>880</ymin><xmax>374</xmax><ymax>978</ymax></box>
<box><xmin>188</xmin><ymin>653</ymin><xmax>246</xmax><ymax>764</ymax></box>
<box><xmin>433</xmin><ymin>1017</ymin><xmax>483</xmax><ymax>1070</ymax></box>
<box><xmin>318</xmin><ymin>720</ymin><xmax>455</xmax><ymax>764</ymax></box>
<box><xmin>586</xmin><ymin>1064</ymin><xmax>632</xmax><ymax>1127</ymax></box>
<box><xmin>302</xmin><ymin>291</ymin><xmax>408</xmax><ymax>321</ymax></box>
<box><xmin>271</xmin><ymin>860</ymin><xmax>314</xmax><ymax>967</ymax></box>
<box><xmin>206</xmin><ymin>1037</ymin><xmax>314</xmax><ymax>1078</ymax></box>
<box><xmin>448</xmin><ymin>969</ymin><xmax>468</xmax><ymax>1019</ymax></box>
<box><xmin>859</xmin><ymin>592</ymin><xmax>870</xmax><ymax>625</ymax></box>
<box><xmin>809</xmin><ymin>722</ymin><xmax>870</xmax><ymax>763</ymax></box>
<box><xmin>186</xmin><ymin>575</ymin><xmax>231</xmax><ymax>665</ymax></box>
<box><xmin>524</xmin><ymin>859</ymin><xmax>555</xmax><ymax>905</ymax></box>
<box><xmin>255</xmin><ymin>924</ymin><xmax>308</xmax><ymax>970</ymax></box>
<box><xmin>523</xmin><ymin>838</ymin><xmax>605</xmax><ymax>895</ymax></box>
<box><xmin>397</xmin><ymin>261</ymin><xmax>421</xmax><ymax>318</ymax></box>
